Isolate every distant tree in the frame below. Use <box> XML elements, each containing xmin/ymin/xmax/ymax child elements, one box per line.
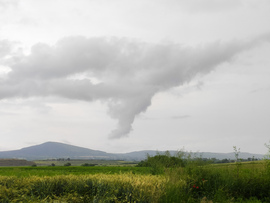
<box><xmin>64</xmin><ymin>163</ymin><xmax>71</xmax><ymax>166</ymax></box>
<box><xmin>265</xmin><ymin>141</ymin><xmax>270</xmax><ymax>159</ymax></box>
<box><xmin>137</xmin><ymin>154</ymin><xmax>185</xmax><ymax>168</ymax></box>
<box><xmin>81</xmin><ymin>163</ymin><xmax>97</xmax><ymax>167</ymax></box>
<box><xmin>221</xmin><ymin>159</ymin><xmax>230</xmax><ymax>163</ymax></box>
<box><xmin>264</xmin><ymin>141</ymin><xmax>270</xmax><ymax>174</ymax></box>
<box><xmin>233</xmin><ymin>146</ymin><xmax>241</xmax><ymax>162</ymax></box>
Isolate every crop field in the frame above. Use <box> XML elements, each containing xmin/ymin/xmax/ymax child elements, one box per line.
<box><xmin>34</xmin><ymin>159</ymin><xmax>139</xmax><ymax>167</ymax></box>
<box><xmin>0</xmin><ymin>158</ymin><xmax>270</xmax><ymax>202</ymax></box>
<box><xmin>0</xmin><ymin>173</ymin><xmax>165</xmax><ymax>202</ymax></box>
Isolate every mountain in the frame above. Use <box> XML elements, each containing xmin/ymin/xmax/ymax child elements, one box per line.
<box><xmin>0</xmin><ymin>142</ymin><xmax>265</xmax><ymax>161</ymax></box>
<box><xmin>115</xmin><ymin>150</ymin><xmax>265</xmax><ymax>161</ymax></box>
<box><xmin>195</xmin><ymin>152</ymin><xmax>265</xmax><ymax>160</ymax></box>
<box><xmin>0</xmin><ymin>142</ymin><xmax>114</xmax><ymax>160</ymax></box>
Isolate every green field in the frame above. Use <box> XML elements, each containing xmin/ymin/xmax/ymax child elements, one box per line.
<box><xmin>34</xmin><ymin>159</ymin><xmax>139</xmax><ymax>167</ymax></box>
<box><xmin>0</xmin><ymin>158</ymin><xmax>270</xmax><ymax>202</ymax></box>
<box><xmin>0</xmin><ymin>166</ymin><xmax>151</xmax><ymax>177</ymax></box>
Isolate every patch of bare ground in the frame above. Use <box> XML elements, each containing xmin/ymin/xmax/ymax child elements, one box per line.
<box><xmin>0</xmin><ymin>159</ymin><xmax>35</xmax><ymax>166</ymax></box>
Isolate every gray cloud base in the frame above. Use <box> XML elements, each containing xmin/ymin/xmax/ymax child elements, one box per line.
<box><xmin>0</xmin><ymin>35</ymin><xmax>269</xmax><ymax>138</ymax></box>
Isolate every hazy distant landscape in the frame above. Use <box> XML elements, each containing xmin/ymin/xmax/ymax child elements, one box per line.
<box><xmin>0</xmin><ymin>141</ymin><xmax>265</xmax><ymax>162</ymax></box>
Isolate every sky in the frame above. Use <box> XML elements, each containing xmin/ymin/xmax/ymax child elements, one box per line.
<box><xmin>0</xmin><ymin>0</ymin><xmax>270</xmax><ymax>154</ymax></box>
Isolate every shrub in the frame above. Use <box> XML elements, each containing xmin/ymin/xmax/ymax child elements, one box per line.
<box><xmin>81</xmin><ymin>163</ymin><xmax>97</xmax><ymax>167</ymax></box>
<box><xmin>137</xmin><ymin>154</ymin><xmax>185</xmax><ymax>170</ymax></box>
<box><xmin>64</xmin><ymin>163</ymin><xmax>71</xmax><ymax>166</ymax></box>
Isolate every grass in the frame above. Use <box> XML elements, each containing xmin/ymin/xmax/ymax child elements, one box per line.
<box><xmin>0</xmin><ymin>173</ymin><xmax>165</xmax><ymax>202</ymax></box>
<box><xmin>159</xmin><ymin>160</ymin><xmax>270</xmax><ymax>202</ymax></box>
<box><xmin>0</xmin><ymin>159</ymin><xmax>270</xmax><ymax>202</ymax></box>
<box><xmin>0</xmin><ymin>166</ymin><xmax>151</xmax><ymax>177</ymax></box>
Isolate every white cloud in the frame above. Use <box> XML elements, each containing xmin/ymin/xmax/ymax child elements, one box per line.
<box><xmin>0</xmin><ymin>0</ymin><xmax>18</xmax><ymax>9</ymax></box>
<box><xmin>0</xmin><ymin>39</ymin><xmax>13</xmax><ymax>58</ymax></box>
<box><xmin>171</xmin><ymin>115</ymin><xmax>190</xmax><ymax>120</ymax></box>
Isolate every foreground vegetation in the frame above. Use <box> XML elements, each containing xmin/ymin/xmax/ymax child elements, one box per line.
<box><xmin>0</xmin><ymin>173</ymin><xmax>164</xmax><ymax>202</ymax></box>
<box><xmin>0</xmin><ymin>145</ymin><xmax>270</xmax><ymax>202</ymax></box>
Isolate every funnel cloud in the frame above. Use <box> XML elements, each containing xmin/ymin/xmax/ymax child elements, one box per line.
<box><xmin>0</xmin><ymin>35</ymin><xmax>269</xmax><ymax>138</ymax></box>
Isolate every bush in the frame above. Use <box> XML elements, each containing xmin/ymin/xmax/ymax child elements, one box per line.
<box><xmin>64</xmin><ymin>163</ymin><xmax>71</xmax><ymax>166</ymax></box>
<box><xmin>137</xmin><ymin>155</ymin><xmax>185</xmax><ymax>168</ymax></box>
<box><xmin>81</xmin><ymin>163</ymin><xmax>97</xmax><ymax>167</ymax></box>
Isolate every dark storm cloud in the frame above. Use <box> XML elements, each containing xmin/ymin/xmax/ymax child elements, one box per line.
<box><xmin>1</xmin><ymin>35</ymin><xmax>269</xmax><ymax>138</ymax></box>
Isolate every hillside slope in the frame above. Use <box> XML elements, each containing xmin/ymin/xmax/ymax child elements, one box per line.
<box><xmin>0</xmin><ymin>142</ymin><xmax>113</xmax><ymax>160</ymax></box>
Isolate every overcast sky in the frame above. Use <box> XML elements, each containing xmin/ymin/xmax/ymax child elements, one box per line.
<box><xmin>0</xmin><ymin>0</ymin><xmax>270</xmax><ymax>154</ymax></box>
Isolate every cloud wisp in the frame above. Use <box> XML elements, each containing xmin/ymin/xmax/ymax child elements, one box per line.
<box><xmin>171</xmin><ymin>115</ymin><xmax>190</xmax><ymax>120</ymax></box>
<box><xmin>0</xmin><ymin>35</ymin><xmax>269</xmax><ymax>139</ymax></box>
<box><xmin>0</xmin><ymin>0</ymin><xmax>18</xmax><ymax>10</ymax></box>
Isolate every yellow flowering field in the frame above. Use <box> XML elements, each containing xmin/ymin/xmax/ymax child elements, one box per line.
<box><xmin>0</xmin><ymin>173</ymin><xmax>167</xmax><ymax>202</ymax></box>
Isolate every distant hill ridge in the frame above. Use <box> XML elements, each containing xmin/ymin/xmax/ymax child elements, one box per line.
<box><xmin>0</xmin><ymin>142</ymin><xmax>113</xmax><ymax>160</ymax></box>
<box><xmin>0</xmin><ymin>141</ymin><xmax>265</xmax><ymax>161</ymax></box>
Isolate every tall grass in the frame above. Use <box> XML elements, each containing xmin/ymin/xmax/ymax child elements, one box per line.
<box><xmin>159</xmin><ymin>159</ymin><xmax>270</xmax><ymax>202</ymax></box>
<box><xmin>0</xmin><ymin>173</ymin><xmax>165</xmax><ymax>202</ymax></box>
